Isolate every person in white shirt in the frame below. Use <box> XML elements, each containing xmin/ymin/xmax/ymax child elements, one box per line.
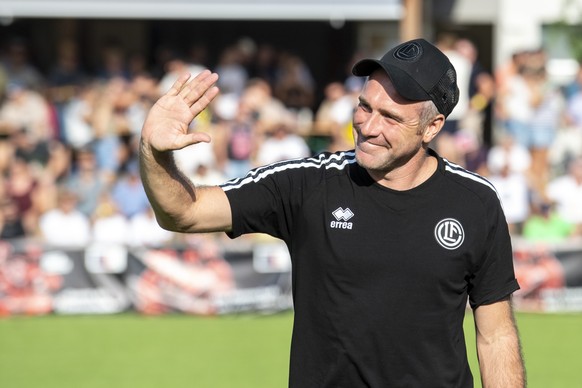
<box><xmin>128</xmin><ymin>207</ymin><xmax>174</xmax><ymax>248</ymax></box>
<box><xmin>39</xmin><ymin>188</ymin><xmax>91</xmax><ymax>248</ymax></box>
<box><xmin>487</xmin><ymin>133</ymin><xmax>533</xmax><ymax>234</ymax></box>
<box><xmin>487</xmin><ymin>133</ymin><xmax>532</xmax><ymax>175</ymax></box>
<box><xmin>546</xmin><ymin>156</ymin><xmax>582</xmax><ymax>234</ymax></box>
<box><xmin>255</xmin><ymin>121</ymin><xmax>311</xmax><ymax>166</ymax></box>
<box><xmin>91</xmin><ymin>193</ymin><xmax>130</xmax><ymax>245</ymax></box>
<box><xmin>487</xmin><ymin>162</ymin><xmax>531</xmax><ymax>235</ymax></box>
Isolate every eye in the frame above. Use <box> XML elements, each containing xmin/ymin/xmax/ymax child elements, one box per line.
<box><xmin>357</xmin><ymin>101</ymin><xmax>371</xmax><ymax>112</ymax></box>
<box><xmin>381</xmin><ymin>113</ymin><xmax>400</xmax><ymax>124</ymax></box>
<box><xmin>383</xmin><ymin>118</ymin><xmax>399</xmax><ymax>127</ymax></box>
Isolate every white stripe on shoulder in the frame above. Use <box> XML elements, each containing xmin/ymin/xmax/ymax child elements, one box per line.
<box><xmin>220</xmin><ymin>151</ymin><xmax>356</xmax><ymax>191</ymax></box>
<box><xmin>443</xmin><ymin>158</ymin><xmax>501</xmax><ymax>200</ymax></box>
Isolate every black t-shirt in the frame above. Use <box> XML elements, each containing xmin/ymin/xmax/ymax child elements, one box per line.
<box><xmin>221</xmin><ymin>149</ymin><xmax>519</xmax><ymax>388</ymax></box>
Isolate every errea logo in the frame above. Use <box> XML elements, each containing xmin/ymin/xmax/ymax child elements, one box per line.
<box><xmin>331</xmin><ymin>207</ymin><xmax>354</xmax><ymax>230</ymax></box>
<box><xmin>434</xmin><ymin>218</ymin><xmax>464</xmax><ymax>250</ymax></box>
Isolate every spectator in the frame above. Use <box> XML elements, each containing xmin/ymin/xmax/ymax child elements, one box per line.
<box><xmin>91</xmin><ymin>193</ymin><xmax>130</xmax><ymax>245</ymax></box>
<box><xmin>487</xmin><ymin>133</ymin><xmax>532</xmax><ymax>176</ymax></box>
<box><xmin>96</xmin><ymin>40</ymin><xmax>130</xmax><ymax>81</ymax></box>
<box><xmin>213</xmin><ymin>85</ymin><xmax>263</xmax><ymax>179</ymax></box>
<box><xmin>238</xmin><ymin>78</ymin><xmax>290</xmax><ymax>133</ymax></box>
<box><xmin>315</xmin><ymin>82</ymin><xmax>356</xmax><ymax>131</ymax></box>
<box><xmin>187</xmin><ymin>163</ymin><xmax>227</xmax><ymax>187</ymax></box>
<box><xmin>546</xmin><ymin>156</ymin><xmax>582</xmax><ymax>235</ymax></box>
<box><xmin>157</xmin><ymin>52</ymin><xmax>206</xmax><ymax>96</ymax></box>
<box><xmin>174</xmin><ymin>135</ymin><xmax>217</xmax><ymax>181</ymax></box>
<box><xmin>486</xmin><ymin>134</ymin><xmax>533</xmax><ymax>235</ymax></box>
<box><xmin>11</xmin><ymin>127</ymin><xmax>51</xmax><ymax>170</ymax></box>
<box><xmin>435</xmin><ymin>33</ymin><xmax>472</xmax><ymax>136</ymax></box>
<box><xmin>455</xmin><ymin>38</ymin><xmax>496</xmax><ymax>145</ymax></box>
<box><xmin>186</xmin><ymin>42</ymin><xmax>210</xmax><ymax>71</ymax></box>
<box><xmin>432</xmin><ymin>34</ymin><xmax>473</xmax><ymax>166</ymax></box>
<box><xmin>497</xmin><ymin>49</ymin><xmax>564</xmax><ymax>194</ymax></box>
<box><xmin>1</xmin><ymin>36</ymin><xmax>44</xmax><ymax>91</ymax></box>
<box><xmin>47</xmin><ymin>39</ymin><xmax>85</xmax><ymax>90</ymax></box>
<box><xmin>61</xmin><ymin>81</ymin><xmax>99</xmax><ymax>150</ymax></box>
<box><xmin>494</xmin><ymin>50</ymin><xmax>528</xmax><ymax>112</ymax></box>
<box><xmin>64</xmin><ymin>146</ymin><xmax>107</xmax><ymax>217</ymax></box>
<box><xmin>215</xmin><ymin>45</ymin><xmax>248</xmax><ymax>97</ymax></box>
<box><xmin>219</xmin><ymin>114</ymin><xmax>256</xmax><ymax>179</ymax></box>
<box><xmin>90</xmin><ymin>78</ymin><xmax>128</xmax><ymax>181</ymax></box>
<box><xmin>255</xmin><ymin>120</ymin><xmax>311</xmax><ymax>166</ymax></box>
<box><xmin>126</xmin><ymin>72</ymin><xmax>159</xmax><ymax>138</ymax></box>
<box><xmin>274</xmin><ymin>52</ymin><xmax>315</xmax><ymax>112</ymax></box>
<box><xmin>556</xmin><ymin>78</ymin><xmax>582</xmax><ymax>171</ymax></box>
<box><xmin>128</xmin><ymin>207</ymin><xmax>174</xmax><ymax>248</ymax></box>
<box><xmin>522</xmin><ymin>200</ymin><xmax>574</xmax><ymax>243</ymax></box>
<box><xmin>174</xmin><ymin>133</ymin><xmax>226</xmax><ymax>186</ymax></box>
<box><xmin>564</xmin><ymin>83</ymin><xmax>582</xmax><ymax>131</ymax></box>
<box><xmin>248</xmin><ymin>43</ymin><xmax>278</xmax><ymax>89</ymax></box>
<box><xmin>0</xmin><ymin>198</ymin><xmax>26</xmax><ymax>240</ymax></box>
<box><xmin>38</xmin><ymin>188</ymin><xmax>91</xmax><ymax>248</ymax></box>
<box><xmin>525</xmin><ymin>50</ymin><xmax>565</xmax><ymax>194</ymax></box>
<box><xmin>487</xmin><ymin>156</ymin><xmax>531</xmax><ymax>235</ymax></box>
<box><xmin>0</xmin><ymin>81</ymin><xmax>54</xmax><ymax>143</ymax></box>
<box><xmin>498</xmin><ymin>52</ymin><xmax>535</xmax><ymax>148</ymax></box>
<box><xmin>312</xmin><ymin>81</ymin><xmax>357</xmax><ymax>152</ymax></box>
<box><xmin>127</xmin><ymin>52</ymin><xmax>149</xmax><ymax>80</ymax></box>
<box><xmin>44</xmin><ymin>140</ymin><xmax>72</xmax><ymax>182</ymax></box>
<box><xmin>110</xmin><ymin>160</ymin><xmax>151</xmax><ymax>219</ymax></box>
<box><xmin>46</xmin><ymin>38</ymin><xmax>87</xmax><ymax>139</ymax></box>
<box><xmin>563</xmin><ymin>61</ymin><xmax>582</xmax><ymax>100</ymax></box>
<box><xmin>4</xmin><ymin>157</ymin><xmax>41</xmax><ymax>235</ymax></box>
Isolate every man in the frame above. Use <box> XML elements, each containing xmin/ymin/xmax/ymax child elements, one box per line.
<box><xmin>139</xmin><ymin>38</ymin><xmax>525</xmax><ymax>387</ymax></box>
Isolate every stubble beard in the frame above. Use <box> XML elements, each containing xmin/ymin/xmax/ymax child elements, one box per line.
<box><xmin>355</xmin><ymin>142</ymin><xmax>424</xmax><ymax>180</ymax></box>
<box><xmin>355</xmin><ymin>146</ymin><xmax>400</xmax><ymax>176</ymax></box>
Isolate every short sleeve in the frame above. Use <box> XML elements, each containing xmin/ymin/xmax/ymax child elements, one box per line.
<box><xmin>467</xmin><ymin>196</ymin><xmax>520</xmax><ymax>308</ymax></box>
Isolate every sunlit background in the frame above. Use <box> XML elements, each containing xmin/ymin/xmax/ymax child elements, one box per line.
<box><xmin>1</xmin><ymin>1</ymin><xmax>582</xmax><ymax>387</ymax></box>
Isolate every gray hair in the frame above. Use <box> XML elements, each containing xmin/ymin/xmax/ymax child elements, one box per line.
<box><xmin>417</xmin><ymin>100</ymin><xmax>440</xmax><ymax>134</ymax></box>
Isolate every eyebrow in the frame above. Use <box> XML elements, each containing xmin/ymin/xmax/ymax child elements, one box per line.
<box><xmin>359</xmin><ymin>96</ymin><xmax>407</xmax><ymax>124</ymax></box>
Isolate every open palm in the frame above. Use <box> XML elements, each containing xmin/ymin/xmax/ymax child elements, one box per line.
<box><xmin>142</xmin><ymin>70</ymin><xmax>220</xmax><ymax>152</ymax></box>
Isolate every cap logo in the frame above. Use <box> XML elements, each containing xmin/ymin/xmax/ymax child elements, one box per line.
<box><xmin>393</xmin><ymin>42</ymin><xmax>423</xmax><ymax>62</ymax></box>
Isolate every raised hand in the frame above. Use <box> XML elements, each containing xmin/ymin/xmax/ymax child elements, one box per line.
<box><xmin>141</xmin><ymin>70</ymin><xmax>220</xmax><ymax>152</ymax></box>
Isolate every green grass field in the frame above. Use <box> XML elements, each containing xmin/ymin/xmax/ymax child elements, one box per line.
<box><xmin>0</xmin><ymin>311</ymin><xmax>580</xmax><ymax>388</ymax></box>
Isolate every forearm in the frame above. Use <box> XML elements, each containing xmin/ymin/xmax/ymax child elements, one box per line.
<box><xmin>138</xmin><ymin>70</ymin><xmax>228</xmax><ymax>233</ymax></box>
<box><xmin>476</xmin><ymin>315</ymin><xmax>526</xmax><ymax>388</ymax></box>
<box><xmin>139</xmin><ymin>139</ymin><xmax>198</xmax><ymax>232</ymax></box>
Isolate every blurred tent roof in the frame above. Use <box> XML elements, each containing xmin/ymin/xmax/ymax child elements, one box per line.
<box><xmin>0</xmin><ymin>0</ymin><xmax>402</xmax><ymax>21</ymax></box>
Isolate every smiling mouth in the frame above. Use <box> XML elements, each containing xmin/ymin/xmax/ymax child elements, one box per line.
<box><xmin>358</xmin><ymin>138</ymin><xmax>387</xmax><ymax>149</ymax></box>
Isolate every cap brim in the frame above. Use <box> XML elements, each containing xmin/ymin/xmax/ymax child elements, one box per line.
<box><xmin>351</xmin><ymin>59</ymin><xmax>430</xmax><ymax>103</ymax></box>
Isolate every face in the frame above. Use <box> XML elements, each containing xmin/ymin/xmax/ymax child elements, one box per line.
<box><xmin>570</xmin><ymin>158</ymin><xmax>582</xmax><ymax>181</ymax></box>
<box><xmin>352</xmin><ymin>70</ymin><xmax>442</xmax><ymax>178</ymax></box>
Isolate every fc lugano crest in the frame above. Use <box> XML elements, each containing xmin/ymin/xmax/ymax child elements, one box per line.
<box><xmin>434</xmin><ymin>218</ymin><xmax>465</xmax><ymax>250</ymax></box>
<box><xmin>393</xmin><ymin>42</ymin><xmax>423</xmax><ymax>62</ymax></box>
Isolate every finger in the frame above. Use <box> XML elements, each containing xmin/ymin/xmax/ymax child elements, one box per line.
<box><xmin>180</xmin><ymin>71</ymin><xmax>217</xmax><ymax>105</ymax></box>
<box><xmin>177</xmin><ymin>70</ymin><xmax>209</xmax><ymax>98</ymax></box>
<box><xmin>190</xmin><ymin>86</ymin><xmax>220</xmax><ymax>116</ymax></box>
<box><xmin>167</xmin><ymin>72</ymin><xmax>192</xmax><ymax>96</ymax></box>
<box><xmin>180</xmin><ymin>71</ymin><xmax>218</xmax><ymax>106</ymax></box>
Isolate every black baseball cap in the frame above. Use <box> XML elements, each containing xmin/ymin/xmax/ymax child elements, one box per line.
<box><xmin>351</xmin><ymin>38</ymin><xmax>459</xmax><ymax>118</ymax></box>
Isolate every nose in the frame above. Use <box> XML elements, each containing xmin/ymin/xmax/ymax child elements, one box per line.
<box><xmin>354</xmin><ymin>110</ymin><xmax>382</xmax><ymax>138</ymax></box>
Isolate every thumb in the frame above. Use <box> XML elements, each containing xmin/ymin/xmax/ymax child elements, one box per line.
<box><xmin>173</xmin><ymin>131</ymin><xmax>212</xmax><ymax>150</ymax></box>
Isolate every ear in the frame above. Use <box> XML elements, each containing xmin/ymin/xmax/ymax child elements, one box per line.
<box><xmin>422</xmin><ymin>114</ymin><xmax>445</xmax><ymax>144</ymax></box>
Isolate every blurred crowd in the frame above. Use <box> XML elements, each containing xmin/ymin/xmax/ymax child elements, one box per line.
<box><xmin>0</xmin><ymin>33</ymin><xmax>581</xmax><ymax>248</ymax></box>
